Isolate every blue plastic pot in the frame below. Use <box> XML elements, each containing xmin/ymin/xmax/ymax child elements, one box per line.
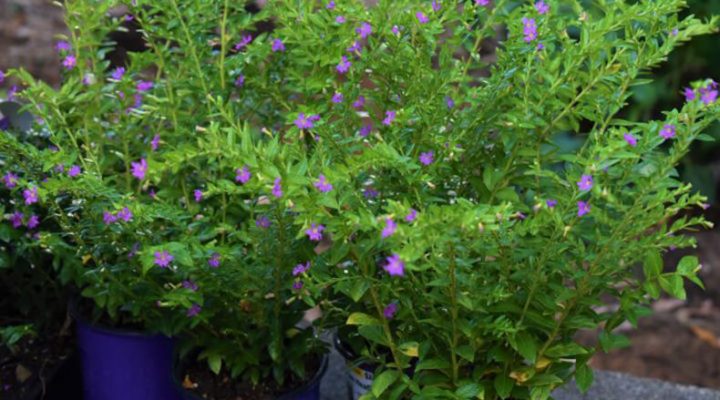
<box><xmin>74</xmin><ymin>313</ymin><xmax>183</xmax><ymax>400</ymax></box>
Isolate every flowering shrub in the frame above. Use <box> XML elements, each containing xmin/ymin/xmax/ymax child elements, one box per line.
<box><xmin>1</xmin><ymin>0</ymin><xmax>720</xmax><ymax>398</ymax></box>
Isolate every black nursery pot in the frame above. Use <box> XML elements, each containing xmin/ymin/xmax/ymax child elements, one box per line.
<box><xmin>333</xmin><ymin>334</ymin><xmax>376</xmax><ymax>400</ymax></box>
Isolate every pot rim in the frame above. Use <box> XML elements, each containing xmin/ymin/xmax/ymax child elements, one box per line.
<box><xmin>69</xmin><ymin>297</ymin><xmax>171</xmax><ymax>339</ymax></box>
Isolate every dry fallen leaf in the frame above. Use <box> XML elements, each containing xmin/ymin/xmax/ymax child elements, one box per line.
<box><xmin>182</xmin><ymin>374</ymin><xmax>197</xmax><ymax>389</ymax></box>
<box><xmin>16</xmin><ymin>364</ymin><xmax>32</xmax><ymax>383</ymax></box>
<box><xmin>690</xmin><ymin>325</ymin><xmax>720</xmax><ymax>349</ymax></box>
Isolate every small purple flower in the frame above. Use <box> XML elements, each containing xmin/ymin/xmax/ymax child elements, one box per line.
<box><xmin>445</xmin><ymin>96</ymin><xmax>455</xmax><ymax>109</ymax></box>
<box><xmin>10</xmin><ymin>211</ymin><xmax>23</xmax><ymax>228</ymax></box>
<box><xmin>111</xmin><ymin>67</ymin><xmax>125</xmax><ymax>81</ymax></box>
<box><xmin>295</xmin><ymin>112</ymin><xmax>315</xmax><ymax>130</ymax></box>
<box><xmin>363</xmin><ymin>187</ymin><xmax>379</xmax><ymax>198</ymax></box>
<box><xmin>432</xmin><ymin>0</ymin><xmax>441</xmax><ymax>12</ymax></box>
<box><xmin>271</xmin><ymin>38</ymin><xmax>285</xmax><ymax>52</ymax></box>
<box><xmin>293</xmin><ymin>261</ymin><xmax>311</xmax><ymax>276</ymax></box>
<box><xmin>700</xmin><ymin>86</ymin><xmax>718</xmax><ymax>105</ymax></box>
<box><xmin>256</xmin><ymin>215</ymin><xmax>271</xmax><ymax>229</ymax></box>
<box><xmin>236</xmin><ymin>166</ymin><xmax>251</xmax><ymax>184</ymax></box>
<box><xmin>577</xmin><ymin>201</ymin><xmax>590</xmax><ymax>217</ymax></box>
<box><xmin>272</xmin><ymin>177</ymin><xmax>283</xmax><ymax>198</ymax></box>
<box><xmin>182</xmin><ymin>280</ymin><xmax>199</xmax><ymax>291</ymax></box>
<box><xmin>56</xmin><ymin>40</ymin><xmax>71</xmax><ymax>52</ymax></box>
<box><xmin>234</xmin><ymin>35</ymin><xmax>253</xmax><ymax>50</ymax></box>
<box><xmin>137</xmin><ymin>80</ymin><xmax>154</xmax><ymax>92</ymax></box>
<box><xmin>128</xmin><ymin>242</ymin><xmax>140</xmax><ymax>258</ymax></box>
<box><xmin>522</xmin><ymin>17</ymin><xmax>538</xmax><ymax>42</ymax></box>
<box><xmin>353</xmin><ymin>95</ymin><xmax>366</xmax><ymax>109</ymax></box>
<box><xmin>26</xmin><ymin>214</ymin><xmax>39</xmax><ymax>229</ymax></box>
<box><xmin>293</xmin><ymin>281</ymin><xmax>304</xmax><ymax>291</ymax></box>
<box><xmin>336</xmin><ymin>56</ymin><xmax>352</xmax><ymax>74</ymax></box>
<box><xmin>235</xmin><ymin>74</ymin><xmax>245</xmax><ymax>87</ymax></box>
<box><xmin>382</xmin><ymin>110</ymin><xmax>396</xmax><ymax>126</ymax></box>
<box><xmin>82</xmin><ymin>73</ymin><xmax>94</xmax><ymax>85</ymax></box>
<box><xmin>62</xmin><ymin>55</ymin><xmax>76</xmax><ymax>70</ymax></box>
<box><xmin>68</xmin><ymin>165</ymin><xmax>82</xmax><ymax>177</ymax></box>
<box><xmin>103</xmin><ymin>211</ymin><xmax>118</xmax><ymax>225</ymax></box>
<box><xmin>381</xmin><ymin>218</ymin><xmax>397</xmax><ymax>238</ymax></box>
<box><xmin>419</xmin><ymin>151</ymin><xmax>434</xmax><ymax>166</ymax></box>
<box><xmin>535</xmin><ymin>1</ymin><xmax>549</xmax><ymax>14</ymax></box>
<box><xmin>392</xmin><ymin>25</ymin><xmax>400</xmax><ymax>35</ymax></box>
<box><xmin>326</xmin><ymin>1</ymin><xmax>335</xmax><ymax>9</ymax></box>
<box><xmin>3</xmin><ymin>172</ymin><xmax>18</xmax><ymax>189</ymax></box>
<box><xmin>623</xmin><ymin>133</ymin><xmax>637</xmax><ymax>147</ymax></box>
<box><xmin>684</xmin><ymin>87</ymin><xmax>696</xmax><ymax>102</ymax></box>
<box><xmin>151</xmin><ymin>134</ymin><xmax>160</xmax><ymax>151</ymax></box>
<box><xmin>208</xmin><ymin>253</ymin><xmax>221</xmax><ymax>268</ymax></box>
<box><xmin>306</xmin><ymin>223</ymin><xmax>325</xmax><ymax>241</ymax></box>
<box><xmin>336</xmin><ymin>15</ymin><xmax>346</xmax><ymax>24</ymax></box>
<box><xmin>331</xmin><ymin>92</ymin><xmax>344</xmax><ymax>104</ymax></box>
<box><xmin>546</xmin><ymin>199</ymin><xmax>557</xmax><ymax>208</ymax></box>
<box><xmin>383</xmin><ymin>302</ymin><xmax>398</xmax><ymax>319</ymax></box>
<box><xmin>131</xmin><ymin>158</ymin><xmax>147</xmax><ymax>180</ymax></box>
<box><xmin>117</xmin><ymin>207</ymin><xmax>133</xmax><ymax>222</ymax></box>
<box><xmin>359</xmin><ymin>124</ymin><xmax>372</xmax><ymax>137</ymax></box>
<box><xmin>357</xmin><ymin>22</ymin><xmax>372</xmax><ymax>38</ymax></box>
<box><xmin>187</xmin><ymin>304</ymin><xmax>201</xmax><ymax>317</ymax></box>
<box><xmin>154</xmin><ymin>251</ymin><xmax>174</xmax><ymax>268</ymax></box>
<box><xmin>577</xmin><ymin>174</ymin><xmax>593</xmax><ymax>191</ymax></box>
<box><xmin>660</xmin><ymin>124</ymin><xmax>676</xmax><ymax>140</ymax></box>
<box><xmin>383</xmin><ymin>254</ymin><xmax>405</xmax><ymax>277</ymax></box>
<box><xmin>347</xmin><ymin>41</ymin><xmax>362</xmax><ymax>53</ymax></box>
<box><xmin>416</xmin><ymin>12</ymin><xmax>429</xmax><ymax>24</ymax></box>
<box><xmin>405</xmin><ymin>208</ymin><xmax>418</xmax><ymax>222</ymax></box>
<box><xmin>314</xmin><ymin>174</ymin><xmax>333</xmax><ymax>193</ymax></box>
<box><xmin>194</xmin><ymin>189</ymin><xmax>203</xmax><ymax>203</ymax></box>
<box><xmin>23</xmin><ymin>187</ymin><xmax>38</xmax><ymax>205</ymax></box>
<box><xmin>0</xmin><ymin>70</ymin><xmax>4</xmax><ymax>84</ymax></box>
<box><xmin>55</xmin><ymin>164</ymin><xmax>66</xmax><ymax>173</ymax></box>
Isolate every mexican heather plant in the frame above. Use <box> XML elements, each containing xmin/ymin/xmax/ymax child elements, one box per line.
<box><xmin>1</xmin><ymin>0</ymin><xmax>719</xmax><ymax>398</ymax></box>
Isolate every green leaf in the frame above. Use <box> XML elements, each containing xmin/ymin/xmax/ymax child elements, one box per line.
<box><xmin>208</xmin><ymin>354</ymin><xmax>222</xmax><ymax>375</ymax></box>
<box><xmin>349</xmin><ymin>280</ymin><xmax>370</xmax><ymax>302</ymax></box>
<box><xmin>455</xmin><ymin>383</ymin><xmax>482</xmax><ymax>398</ymax></box>
<box><xmin>643</xmin><ymin>249</ymin><xmax>663</xmax><ymax>279</ymax></box>
<box><xmin>598</xmin><ymin>331</ymin><xmax>631</xmax><ymax>353</ymax></box>
<box><xmin>512</xmin><ymin>332</ymin><xmax>538</xmax><ymax>363</ymax></box>
<box><xmin>347</xmin><ymin>312</ymin><xmax>382</xmax><ymax>326</ymax></box>
<box><xmin>494</xmin><ymin>373</ymin><xmax>514</xmax><ymax>399</ymax></box>
<box><xmin>659</xmin><ymin>274</ymin><xmax>686</xmax><ymax>300</ymax></box>
<box><xmin>371</xmin><ymin>370</ymin><xmax>400</xmax><ymax>398</ymax></box>
<box><xmin>414</xmin><ymin>358</ymin><xmax>451</xmax><ymax>372</ymax></box>
<box><xmin>544</xmin><ymin>342</ymin><xmax>588</xmax><ymax>358</ymax></box>
<box><xmin>398</xmin><ymin>341</ymin><xmax>419</xmax><ymax>357</ymax></box>
<box><xmin>575</xmin><ymin>364</ymin><xmax>594</xmax><ymax>393</ymax></box>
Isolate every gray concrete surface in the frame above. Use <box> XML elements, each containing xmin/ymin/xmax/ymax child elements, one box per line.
<box><xmin>321</xmin><ymin>348</ymin><xmax>720</xmax><ymax>400</ymax></box>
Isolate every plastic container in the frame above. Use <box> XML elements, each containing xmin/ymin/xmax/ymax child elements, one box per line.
<box><xmin>333</xmin><ymin>334</ymin><xmax>375</xmax><ymax>400</ymax></box>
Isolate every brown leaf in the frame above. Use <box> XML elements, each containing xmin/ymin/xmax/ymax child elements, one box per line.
<box><xmin>16</xmin><ymin>364</ymin><xmax>32</xmax><ymax>383</ymax></box>
<box><xmin>182</xmin><ymin>374</ymin><xmax>196</xmax><ymax>389</ymax></box>
<box><xmin>690</xmin><ymin>325</ymin><xmax>720</xmax><ymax>349</ymax></box>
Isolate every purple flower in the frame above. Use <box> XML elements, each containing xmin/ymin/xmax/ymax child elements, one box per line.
<box><xmin>416</xmin><ymin>12</ymin><xmax>429</xmax><ymax>24</ymax></box>
<box><xmin>111</xmin><ymin>67</ymin><xmax>125</xmax><ymax>81</ymax></box>
<box><xmin>577</xmin><ymin>201</ymin><xmax>590</xmax><ymax>217</ymax></box>
<box><xmin>154</xmin><ymin>251</ymin><xmax>174</xmax><ymax>268</ymax></box>
<box><xmin>117</xmin><ymin>207</ymin><xmax>133</xmax><ymax>222</ymax></box>
<box><xmin>62</xmin><ymin>55</ymin><xmax>76</xmax><ymax>70</ymax></box>
<box><xmin>131</xmin><ymin>158</ymin><xmax>147</xmax><ymax>180</ymax></box>
<box><xmin>137</xmin><ymin>80</ymin><xmax>154</xmax><ymax>92</ymax></box>
<box><xmin>684</xmin><ymin>87</ymin><xmax>696</xmax><ymax>102</ymax></box>
<box><xmin>382</xmin><ymin>110</ymin><xmax>396</xmax><ymax>126</ymax></box>
<box><xmin>383</xmin><ymin>254</ymin><xmax>405</xmax><ymax>277</ymax></box>
<box><xmin>522</xmin><ymin>17</ymin><xmax>538</xmax><ymax>42</ymax></box>
<box><xmin>293</xmin><ymin>261</ymin><xmax>311</xmax><ymax>276</ymax></box>
<box><xmin>23</xmin><ymin>187</ymin><xmax>38</xmax><ymax>205</ymax></box>
<box><xmin>55</xmin><ymin>164</ymin><xmax>66</xmax><ymax>174</ymax></box>
<box><xmin>660</xmin><ymin>124</ymin><xmax>676</xmax><ymax>140</ymax></box>
<box><xmin>363</xmin><ymin>187</ymin><xmax>379</xmax><ymax>198</ymax></box>
<box><xmin>194</xmin><ymin>189</ymin><xmax>203</xmax><ymax>203</ymax></box>
<box><xmin>68</xmin><ymin>165</ymin><xmax>82</xmax><ymax>177</ymax></box>
<box><xmin>336</xmin><ymin>56</ymin><xmax>352</xmax><ymax>74</ymax></box>
<box><xmin>336</xmin><ymin>15</ymin><xmax>346</xmax><ymax>24</ymax></box>
<box><xmin>271</xmin><ymin>38</ymin><xmax>285</xmax><ymax>52</ymax></box>
<box><xmin>419</xmin><ymin>151</ymin><xmax>434</xmax><ymax>166</ymax></box>
<box><xmin>700</xmin><ymin>86</ymin><xmax>718</xmax><ymax>105</ymax></box>
<box><xmin>383</xmin><ymin>302</ymin><xmax>398</xmax><ymax>319</ymax></box>
<box><xmin>182</xmin><ymin>280</ymin><xmax>199</xmax><ymax>291</ymax></box>
<box><xmin>103</xmin><ymin>211</ymin><xmax>118</xmax><ymax>225</ymax></box>
<box><xmin>208</xmin><ymin>253</ymin><xmax>221</xmax><ymax>268</ymax></box>
<box><xmin>623</xmin><ymin>133</ymin><xmax>637</xmax><ymax>147</ymax></box>
<box><xmin>405</xmin><ymin>208</ymin><xmax>418</xmax><ymax>222</ymax></box>
<box><xmin>3</xmin><ymin>172</ymin><xmax>18</xmax><ymax>189</ymax></box>
<box><xmin>256</xmin><ymin>215</ymin><xmax>271</xmax><ymax>229</ymax></box>
<box><xmin>357</xmin><ymin>22</ymin><xmax>372</xmax><ymax>38</ymax></box>
<box><xmin>128</xmin><ymin>242</ymin><xmax>140</xmax><ymax>258</ymax></box>
<box><xmin>359</xmin><ymin>124</ymin><xmax>372</xmax><ymax>137</ymax></box>
<box><xmin>445</xmin><ymin>96</ymin><xmax>455</xmax><ymax>109</ymax></box>
<box><xmin>272</xmin><ymin>177</ymin><xmax>283</xmax><ymax>198</ymax></box>
<box><xmin>306</xmin><ymin>223</ymin><xmax>325</xmax><ymax>241</ymax></box>
<box><xmin>234</xmin><ymin>35</ymin><xmax>253</xmax><ymax>50</ymax></box>
<box><xmin>353</xmin><ymin>95</ymin><xmax>366</xmax><ymax>109</ymax></box>
<box><xmin>26</xmin><ymin>214</ymin><xmax>39</xmax><ymax>229</ymax></box>
<box><xmin>392</xmin><ymin>25</ymin><xmax>400</xmax><ymax>35</ymax></box>
<box><xmin>293</xmin><ymin>281</ymin><xmax>304</xmax><ymax>291</ymax></box>
<box><xmin>331</xmin><ymin>92</ymin><xmax>344</xmax><ymax>104</ymax></box>
<box><xmin>577</xmin><ymin>174</ymin><xmax>593</xmax><ymax>191</ymax></box>
<box><xmin>236</xmin><ymin>166</ymin><xmax>251</xmax><ymax>184</ymax></box>
<box><xmin>295</xmin><ymin>112</ymin><xmax>317</xmax><ymax>130</ymax></box>
<box><xmin>535</xmin><ymin>1</ymin><xmax>549</xmax><ymax>14</ymax></box>
<box><xmin>187</xmin><ymin>304</ymin><xmax>201</xmax><ymax>317</ymax></box>
<box><xmin>10</xmin><ymin>212</ymin><xmax>23</xmax><ymax>229</ymax></box>
<box><xmin>151</xmin><ymin>134</ymin><xmax>160</xmax><ymax>151</ymax></box>
<box><xmin>314</xmin><ymin>174</ymin><xmax>333</xmax><ymax>192</ymax></box>
<box><xmin>235</xmin><ymin>74</ymin><xmax>245</xmax><ymax>87</ymax></box>
<box><xmin>0</xmin><ymin>70</ymin><xmax>4</xmax><ymax>84</ymax></box>
<box><xmin>82</xmin><ymin>73</ymin><xmax>94</xmax><ymax>85</ymax></box>
<box><xmin>347</xmin><ymin>41</ymin><xmax>362</xmax><ymax>53</ymax></box>
<box><xmin>381</xmin><ymin>218</ymin><xmax>397</xmax><ymax>238</ymax></box>
<box><xmin>476</xmin><ymin>0</ymin><xmax>490</xmax><ymax>6</ymax></box>
<box><xmin>432</xmin><ymin>0</ymin><xmax>441</xmax><ymax>12</ymax></box>
<box><xmin>546</xmin><ymin>199</ymin><xmax>557</xmax><ymax>208</ymax></box>
<box><xmin>326</xmin><ymin>1</ymin><xmax>335</xmax><ymax>9</ymax></box>
<box><xmin>56</xmin><ymin>40</ymin><xmax>71</xmax><ymax>52</ymax></box>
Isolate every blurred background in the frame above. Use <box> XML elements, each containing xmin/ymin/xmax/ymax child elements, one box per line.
<box><xmin>1</xmin><ymin>0</ymin><xmax>719</xmax><ymax>390</ymax></box>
